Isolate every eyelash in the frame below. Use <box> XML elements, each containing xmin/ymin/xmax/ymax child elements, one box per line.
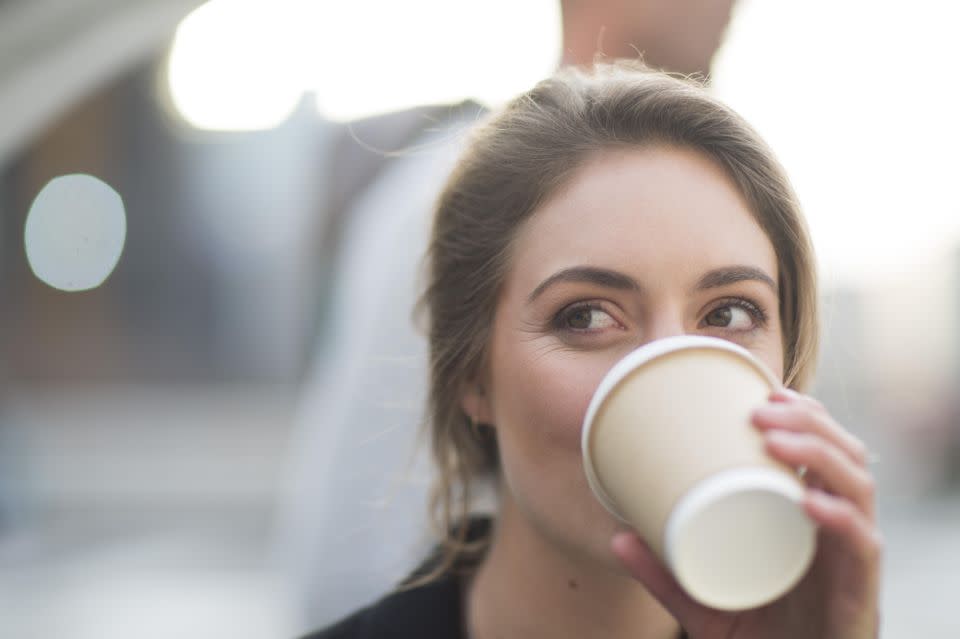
<box><xmin>551</xmin><ymin>297</ymin><xmax>770</xmax><ymax>334</ymax></box>
<box><xmin>705</xmin><ymin>297</ymin><xmax>769</xmax><ymax>328</ymax></box>
<box><xmin>716</xmin><ymin>297</ymin><xmax>769</xmax><ymax>329</ymax></box>
<box><xmin>551</xmin><ymin>301</ymin><xmax>618</xmax><ymax>333</ymax></box>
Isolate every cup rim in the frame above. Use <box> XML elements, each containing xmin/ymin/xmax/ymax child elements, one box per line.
<box><xmin>664</xmin><ymin>466</ymin><xmax>814</xmax><ymax>610</ymax></box>
<box><xmin>580</xmin><ymin>335</ymin><xmax>783</xmax><ymax>521</ymax></box>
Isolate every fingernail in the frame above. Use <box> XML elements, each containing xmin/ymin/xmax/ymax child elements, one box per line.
<box><xmin>770</xmin><ymin>387</ymin><xmax>798</xmax><ymax>399</ymax></box>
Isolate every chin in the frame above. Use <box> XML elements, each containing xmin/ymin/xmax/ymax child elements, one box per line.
<box><xmin>567</xmin><ymin>497</ymin><xmax>633</xmax><ymax>570</ymax></box>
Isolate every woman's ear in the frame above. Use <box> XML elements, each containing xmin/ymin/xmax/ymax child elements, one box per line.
<box><xmin>460</xmin><ymin>381</ymin><xmax>493</xmax><ymax>426</ymax></box>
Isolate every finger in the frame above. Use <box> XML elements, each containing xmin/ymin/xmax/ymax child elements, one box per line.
<box><xmin>611</xmin><ymin>532</ymin><xmax>705</xmax><ymax>624</ymax></box>
<box><xmin>761</xmin><ymin>392</ymin><xmax>868</xmax><ymax>464</ymax></box>
<box><xmin>806</xmin><ymin>491</ymin><xmax>884</xmax><ymax>633</ymax></box>
<box><xmin>753</xmin><ymin>400</ymin><xmax>869</xmax><ymax>467</ymax></box>
<box><xmin>805</xmin><ymin>489</ymin><xmax>884</xmax><ymax>567</ymax></box>
<box><xmin>765</xmin><ymin>430</ymin><xmax>876</xmax><ymax>518</ymax></box>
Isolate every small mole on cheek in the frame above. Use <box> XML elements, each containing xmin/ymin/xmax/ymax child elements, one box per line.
<box><xmin>567</xmin><ymin>578</ymin><xmax>579</xmax><ymax>590</ymax></box>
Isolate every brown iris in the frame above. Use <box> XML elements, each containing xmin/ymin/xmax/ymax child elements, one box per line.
<box><xmin>566</xmin><ymin>307</ymin><xmax>594</xmax><ymax>329</ymax></box>
<box><xmin>705</xmin><ymin>306</ymin><xmax>732</xmax><ymax>327</ymax></box>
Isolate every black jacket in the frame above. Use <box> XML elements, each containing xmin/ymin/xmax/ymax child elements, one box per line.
<box><xmin>301</xmin><ymin>569</ymin><xmax>465</xmax><ymax>639</ymax></box>
<box><xmin>302</xmin><ymin>518</ymin><xmax>687</xmax><ymax>639</ymax></box>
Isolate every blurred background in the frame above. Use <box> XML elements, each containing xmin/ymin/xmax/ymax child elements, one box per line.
<box><xmin>1</xmin><ymin>0</ymin><xmax>958</xmax><ymax>637</ymax></box>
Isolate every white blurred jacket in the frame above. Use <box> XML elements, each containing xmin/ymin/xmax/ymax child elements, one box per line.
<box><xmin>275</xmin><ymin>102</ymin><xmax>484</xmax><ymax>632</ymax></box>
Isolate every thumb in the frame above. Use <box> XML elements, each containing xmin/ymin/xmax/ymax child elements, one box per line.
<box><xmin>611</xmin><ymin>531</ymin><xmax>706</xmax><ymax>627</ymax></box>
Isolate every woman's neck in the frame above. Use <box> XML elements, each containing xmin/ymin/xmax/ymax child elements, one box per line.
<box><xmin>465</xmin><ymin>495</ymin><xmax>681</xmax><ymax>639</ymax></box>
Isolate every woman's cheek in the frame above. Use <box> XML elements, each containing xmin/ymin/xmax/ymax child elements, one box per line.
<box><xmin>495</xmin><ymin>348</ymin><xmax>613</xmax><ymax>451</ymax></box>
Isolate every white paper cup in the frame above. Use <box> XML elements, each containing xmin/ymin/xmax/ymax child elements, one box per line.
<box><xmin>582</xmin><ymin>335</ymin><xmax>816</xmax><ymax>610</ymax></box>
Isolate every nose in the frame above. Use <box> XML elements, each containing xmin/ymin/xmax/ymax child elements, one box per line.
<box><xmin>640</xmin><ymin>310</ymin><xmax>688</xmax><ymax>347</ymax></box>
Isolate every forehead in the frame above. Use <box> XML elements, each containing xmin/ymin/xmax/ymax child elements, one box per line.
<box><xmin>507</xmin><ymin>146</ymin><xmax>778</xmax><ymax>290</ymax></box>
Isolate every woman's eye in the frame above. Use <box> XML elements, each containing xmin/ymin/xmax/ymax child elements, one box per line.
<box><xmin>560</xmin><ymin>305</ymin><xmax>619</xmax><ymax>332</ymax></box>
<box><xmin>704</xmin><ymin>305</ymin><xmax>755</xmax><ymax>331</ymax></box>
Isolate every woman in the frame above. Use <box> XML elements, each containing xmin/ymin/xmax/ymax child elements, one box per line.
<box><xmin>307</xmin><ymin>61</ymin><xmax>882</xmax><ymax>639</ymax></box>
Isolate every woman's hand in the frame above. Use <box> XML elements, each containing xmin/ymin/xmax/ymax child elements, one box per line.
<box><xmin>611</xmin><ymin>389</ymin><xmax>882</xmax><ymax>639</ymax></box>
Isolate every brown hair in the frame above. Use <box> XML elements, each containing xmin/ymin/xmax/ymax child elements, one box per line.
<box><xmin>417</xmin><ymin>60</ymin><xmax>819</xmax><ymax>579</ymax></box>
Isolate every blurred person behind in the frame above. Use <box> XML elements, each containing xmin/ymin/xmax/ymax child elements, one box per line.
<box><xmin>275</xmin><ymin>0</ymin><xmax>738</xmax><ymax>631</ymax></box>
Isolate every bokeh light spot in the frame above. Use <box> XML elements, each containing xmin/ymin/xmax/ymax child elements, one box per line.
<box><xmin>24</xmin><ymin>174</ymin><xmax>127</xmax><ymax>292</ymax></box>
<box><xmin>166</xmin><ymin>0</ymin><xmax>306</xmax><ymax>131</ymax></box>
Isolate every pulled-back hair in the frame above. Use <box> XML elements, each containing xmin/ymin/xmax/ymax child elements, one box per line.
<box><xmin>418</xmin><ymin>60</ymin><xmax>819</xmax><ymax>579</ymax></box>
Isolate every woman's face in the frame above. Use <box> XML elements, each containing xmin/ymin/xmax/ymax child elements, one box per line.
<box><xmin>465</xmin><ymin>146</ymin><xmax>785</xmax><ymax>569</ymax></box>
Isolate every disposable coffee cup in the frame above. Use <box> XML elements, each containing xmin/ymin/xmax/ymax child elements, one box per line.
<box><xmin>582</xmin><ymin>335</ymin><xmax>816</xmax><ymax>610</ymax></box>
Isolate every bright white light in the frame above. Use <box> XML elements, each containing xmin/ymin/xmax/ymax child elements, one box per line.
<box><xmin>309</xmin><ymin>0</ymin><xmax>561</xmax><ymax>120</ymax></box>
<box><xmin>24</xmin><ymin>174</ymin><xmax>127</xmax><ymax>292</ymax></box>
<box><xmin>166</xmin><ymin>0</ymin><xmax>560</xmax><ymax>129</ymax></box>
<box><xmin>712</xmin><ymin>0</ymin><xmax>960</xmax><ymax>286</ymax></box>
<box><xmin>167</xmin><ymin>0</ymin><xmax>306</xmax><ymax>131</ymax></box>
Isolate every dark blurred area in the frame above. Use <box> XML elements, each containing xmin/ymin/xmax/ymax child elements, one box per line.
<box><xmin>1</xmin><ymin>1</ymin><xmax>958</xmax><ymax>637</ymax></box>
<box><xmin>1</xmin><ymin>60</ymin><xmax>326</xmax><ymax>384</ymax></box>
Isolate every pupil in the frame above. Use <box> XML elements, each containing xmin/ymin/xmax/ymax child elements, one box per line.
<box><xmin>568</xmin><ymin>309</ymin><xmax>592</xmax><ymax>329</ymax></box>
<box><xmin>709</xmin><ymin>307</ymin><xmax>732</xmax><ymax>327</ymax></box>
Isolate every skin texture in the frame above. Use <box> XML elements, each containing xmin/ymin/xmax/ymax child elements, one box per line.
<box><xmin>463</xmin><ymin>147</ymin><xmax>881</xmax><ymax>639</ymax></box>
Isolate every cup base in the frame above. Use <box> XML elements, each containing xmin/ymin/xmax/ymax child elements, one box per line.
<box><xmin>665</xmin><ymin>467</ymin><xmax>816</xmax><ymax>611</ymax></box>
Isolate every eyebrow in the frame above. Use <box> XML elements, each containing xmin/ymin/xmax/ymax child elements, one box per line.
<box><xmin>527</xmin><ymin>264</ymin><xmax>777</xmax><ymax>303</ymax></box>
<box><xmin>527</xmin><ymin>266</ymin><xmax>641</xmax><ymax>302</ymax></box>
<box><xmin>695</xmin><ymin>266</ymin><xmax>777</xmax><ymax>293</ymax></box>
